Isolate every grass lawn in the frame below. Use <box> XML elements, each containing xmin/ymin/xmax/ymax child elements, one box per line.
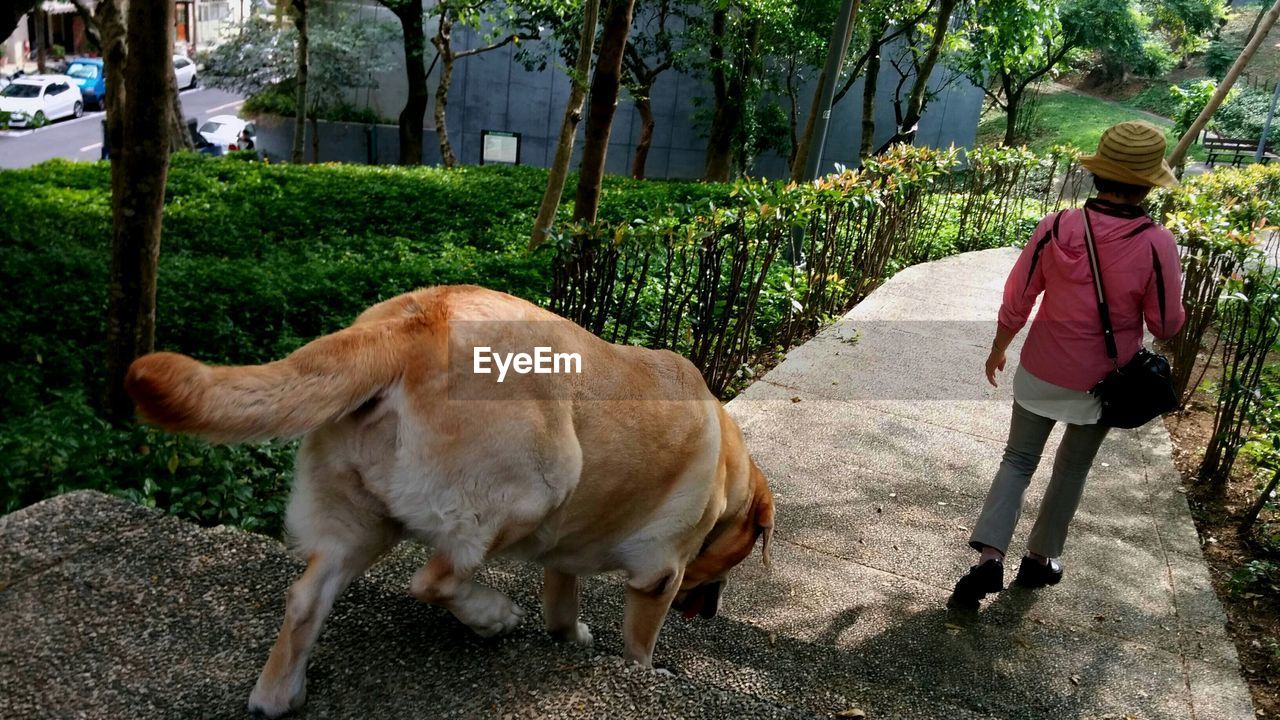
<box><xmin>976</xmin><ymin>85</ymin><xmax>1206</xmax><ymax>161</ymax></box>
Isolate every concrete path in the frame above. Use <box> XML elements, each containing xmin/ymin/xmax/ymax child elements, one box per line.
<box><xmin>0</xmin><ymin>249</ymin><xmax>1254</xmax><ymax>719</ymax></box>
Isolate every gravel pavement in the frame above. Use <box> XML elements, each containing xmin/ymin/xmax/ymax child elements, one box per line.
<box><xmin>0</xmin><ymin>248</ymin><xmax>1254</xmax><ymax>719</ymax></box>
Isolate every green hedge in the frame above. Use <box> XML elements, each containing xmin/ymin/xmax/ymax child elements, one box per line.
<box><xmin>1130</xmin><ymin>80</ymin><xmax>1280</xmax><ymax>145</ymax></box>
<box><xmin>0</xmin><ymin>152</ymin><xmax>1050</xmax><ymax>533</ymax></box>
<box><xmin>0</xmin><ymin>156</ymin><xmax>733</xmax><ymax>532</ymax></box>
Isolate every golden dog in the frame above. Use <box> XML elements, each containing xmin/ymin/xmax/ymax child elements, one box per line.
<box><xmin>125</xmin><ymin>285</ymin><xmax>774</xmax><ymax>718</ymax></box>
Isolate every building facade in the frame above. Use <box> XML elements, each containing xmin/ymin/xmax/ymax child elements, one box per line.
<box><xmin>268</xmin><ymin>8</ymin><xmax>985</xmax><ymax>180</ymax></box>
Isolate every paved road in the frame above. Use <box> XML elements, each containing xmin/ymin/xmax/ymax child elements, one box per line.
<box><xmin>0</xmin><ymin>87</ymin><xmax>244</xmax><ymax>169</ymax></box>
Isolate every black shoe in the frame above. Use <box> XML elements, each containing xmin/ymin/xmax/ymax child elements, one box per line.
<box><xmin>947</xmin><ymin>558</ymin><xmax>1004</xmax><ymax>611</ymax></box>
<box><xmin>1012</xmin><ymin>556</ymin><xmax>1063</xmax><ymax>589</ymax></box>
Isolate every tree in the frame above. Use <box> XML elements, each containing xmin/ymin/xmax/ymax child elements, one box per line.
<box><xmin>201</xmin><ymin>16</ymin><xmax>298</xmax><ymax>97</ymax></box>
<box><xmin>70</xmin><ymin>0</ymin><xmax>192</xmax><ymax>153</ymax></box>
<box><xmin>304</xmin><ymin>2</ymin><xmax>397</xmax><ymax>160</ymax></box>
<box><xmin>529</xmin><ymin>0</ymin><xmax>602</xmax><ymax>249</ymax></box>
<box><xmin>378</xmin><ymin>0</ymin><xmax>433</xmax><ymax>164</ymax></box>
<box><xmin>290</xmin><ymin>0</ymin><xmax>309</xmax><ymax>163</ymax></box>
<box><xmin>523</xmin><ymin>0</ymin><xmax>685</xmax><ymax>179</ymax></box>
<box><xmin>1151</xmin><ymin>0</ymin><xmax>1227</xmax><ymax>67</ymax></box>
<box><xmin>789</xmin><ymin>0</ymin><xmax>860</xmax><ymax>181</ymax></box>
<box><xmin>622</xmin><ymin>1</ymin><xmax>681</xmax><ymax>177</ymax></box>
<box><xmin>783</xmin><ymin>0</ymin><xmax>936</xmax><ymax>172</ymax></box>
<box><xmin>572</xmin><ymin>0</ymin><xmax>636</xmax><ymax>224</ymax></box>
<box><xmin>759</xmin><ymin>0</ymin><xmax>838</xmax><ymax>170</ymax></box>
<box><xmin>430</xmin><ymin>1</ymin><xmax>548</xmax><ymax>168</ymax></box>
<box><xmin>1169</xmin><ymin>0</ymin><xmax>1280</xmax><ymax>167</ymax></box>
<box><xmin>873</xmin><ymin>0</ymin><xmax>959</xmax><ymax>151</ymax></box>
<box><xmin>1089</xmin><ymin>4</ymin><xmax>1170</xmax><ymax>84</ymax></box>
<box><xmin>1</xmin><ymin>1</ymin><xmax>40</xmax><ymax>45</ymax></box>
<box><xmin>700</xmin><ymin>5</ymin><xmax>763</xmax><ymax>180</ymax></box>
<box><xmin>103</xmin><ymin>0</ymin><xmax>176</xmax><ymax>423</ymax></box>
<box><xmin>68</xmin><ymin>0</ymin><xmax>125</xmax><ymax>158</ymax></box>
<box><xmin>690</xmin><ymin>0</ymin><xmax>791</xmax><ymax>180</ymax></box>
<box><xmin>858</xmin><ymin>15</ymin><xmax>889</xmax><ymax>160</ymax></box>
<box><xmin>202</xmin><ymin>7</ymin><xmax>395</xmax><ymax>162</ymax></box>
<box><xmin>957</xmin><ymin>0</ymin><xmax>1154</xmax><ymax>146</ymax></box>
<box><xmin>817</xmin><ymin>0</ymin><xmax>933</xmax><ymax>161</ymax></box>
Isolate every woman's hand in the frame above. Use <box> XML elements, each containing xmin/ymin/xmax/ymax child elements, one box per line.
<box><xmin>985</xmin><ymin>347</ymin><xmax>1006</xmax><ymax>387</ymax></box>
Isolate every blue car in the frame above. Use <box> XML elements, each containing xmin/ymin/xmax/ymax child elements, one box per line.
<box><xmin>65</xmin><ymin>58</ymin><xmax>105</xmax><ymax>109</ymax></box>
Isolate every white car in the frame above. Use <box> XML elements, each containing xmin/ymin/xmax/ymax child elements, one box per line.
<box><xmin>198</xmin><ymin>114</ymin><xmax>255</xmax><ymax>152</ymax></box>
<box><xmin>174</xmin><ymin>55</ymin><xmax>198</xmax><ymax>90</ymax></box>
<box><xmin>0</xmin><ymin>75</ymin><xmax>83</xmax><ymax>127</ymax></box>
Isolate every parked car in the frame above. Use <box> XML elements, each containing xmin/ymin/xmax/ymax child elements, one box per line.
<box><xmin>173</xmin><ymin>55</ymin><xmax>197</xmax><ymax>90</ymax></box>
<box><xmin>65</xmin><ymin>58</ymin><xmax>105</xmax><ymax>109</ymax></box>
<box><xmin>198</xmin><ymin>114</ymin><xmax>255</xmax><ymax>152</ymax></box>
<box><xmin>0</xmin><ymin>75</ymin><xmax>83</xmax><ymax>127</ymax></box>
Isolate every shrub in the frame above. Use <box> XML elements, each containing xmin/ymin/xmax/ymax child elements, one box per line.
<box><xmin>1214</xmin><ymin>86</ymin><xmax>1280</xmax><ymax>145</ymax></box>
<box><xmin>1171</xmin><ymin>79</ymin><xmax>1222</xmax><ymax>138</ymax></box>
<box><xmin>550</xmin><ymin>145</ymin><xmax>1071</xmax><ymax>396</ymax></box>
<box><xmin>0</xmin><ymin>156</ymin><xmax>735</xmax><ymax>532</ymax></box>
<box><xmin>243</xmin><ymin>86</ymin><xmax>392</xmax><ymax>125</ymax></box>
<box><xmin>1151</xmin><ymin>163</ymin><xmax>1280</xmax><ymax>402</ymax></box>
<box><xmin>1204</xmin><ymin>38</ymin><xmax>1242</xmax><ymax>79</ymax></box>
<box><xmin>0</xmin><ymin>149</ymin><xmax>1081</xmax><ymax>532</ymax></box>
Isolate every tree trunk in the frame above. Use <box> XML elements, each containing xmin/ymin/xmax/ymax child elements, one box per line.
<box><xmin>702</xmin><ymin>9</ymin><xmax>732</xmax><ymax>182</ymax></box>
<box><xmin>785</xmin><ymin>57</ymin><xmax>799</xmax><ymax>169</ymax></box>
<box><xmin>859</xmin><ymin>22</ymin><xmax>886</xmax><ymax>162</ymax></box>
<box><xmin>290</xmin><ymin>0</ymin><xmax>308</xmax><ymax>164</ymax></box>
<box><xmin>432</xmin><ymin>12</ymin><xmax>458</xmax><ymax>168</ymax></box>
<box><xmin>791</xmin><ymin>0</ymin><xmax>859</xmax><ymax>181</ymax></box>
<box><xmin>1170</xmin><ymin>0</ymin><xmax>1280</xmax><ymax>167</ymax></box>
<box><xmin>35</xmin><ymin>9</ymin><xmax>47</xmax><ymax>74</ymax></box>
<box><xmin>391</xmin><ymin>0</ymin><xmax>428</xmax><ymax>165</ymax></box>
<box><xmin>571</xmin><ymin>0</ymin><xmax>635</xmax><ymax>225</ymax></box>
<box><xmin>731</xmin><ymin>16</ymin><xmax>763</xmax><ymax>175</ymax></box>
<box><xmin>876</xmin><ymin>0</ymin><xmax>960</xmax><ymax>152</ymax></box>
<box><xmin>103</xmin><ymin>0</ymin><xmax>175</xmax><ymax>423</ymax></box>
<box><xmin>1003</xmin><ymin>74</ymin><xmax>1021</xmax><ymax>146</ymax></box>
<box><xmin>169</xmin><ymin>86</ymin><xmax>194</xmax><ymax>152</ymax></box>
<box><xmin>631</xmin><ymin>93</ymin><xmax>655</xmax><ymax>179</ymax></box>
<box><xmin>529</xmin><ymin>0</ymin><xmax>601</xmax><ymax>249</ymax></box>
<box><xmin>1241</xmin><ymin>467</ymin><xmax>1280</xmax><ymax>531</ymax></box>
<box><xmin>434</xmin><ymin>55</ymin><xmax>456</xmax><ymax>167</ymax></box>
<box><xmin>310</xmin><ymin>111</ymin><xmax>320</xmax><ymax>162</ymax></box>
<box><xmin>1</xmin><ymin>0</ymin><xmax>41</xmax><ymax>44</ymax></box>
<box><xmin>97</xmin><ymin>0</ymin><xmax>126</xmax><ymax>160</ymax></box>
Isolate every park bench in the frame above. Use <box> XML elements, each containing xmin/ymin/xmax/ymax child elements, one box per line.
<box><xmin>1202</xmin><ymin>135</ymin><xmax>1278</xmax><ymax>167</ymax></box>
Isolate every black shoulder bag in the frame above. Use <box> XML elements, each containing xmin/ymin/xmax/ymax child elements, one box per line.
<box><xmin>1080</xmin><ymin>208</ymin><xmax>1179</xmax><ymax>429</ymax></box>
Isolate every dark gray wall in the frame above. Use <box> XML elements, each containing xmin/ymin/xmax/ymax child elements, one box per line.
<box><xmin>264</xmin><ymin>8</ymin><xmax>984</xmax><ymax>178</ymax></box>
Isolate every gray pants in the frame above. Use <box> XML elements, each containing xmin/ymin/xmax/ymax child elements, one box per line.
<box><xmin>969</xmin><ymin>401</ymin><xmax>1110</xmax><ymax>559</ymax></box>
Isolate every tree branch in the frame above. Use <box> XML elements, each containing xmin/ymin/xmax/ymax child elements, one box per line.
<box><xmin>454</xmin><ymin>29</ymin><xmax>540</xmax><ymax>59</ymax></box>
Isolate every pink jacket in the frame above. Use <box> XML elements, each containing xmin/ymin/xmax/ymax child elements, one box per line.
<box><xmin>999</xmin><ymin>199</ymin><xmax>1187</xmax><ymax>392</ymax></box>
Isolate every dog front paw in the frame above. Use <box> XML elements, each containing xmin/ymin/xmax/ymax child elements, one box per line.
<box><xmin>550</xmin><ymin>620</ymin><xmax>594</xmax><ymax>647</ymax></box>
<box><xmin>247</xmin><ymin>678</ymin><xmax>306</xmax><ymax>719</ymax></box>
<box><xmin>467</xmin><ymin>600</ymin><xmax>527</xmax><ymax>638</ymax></box>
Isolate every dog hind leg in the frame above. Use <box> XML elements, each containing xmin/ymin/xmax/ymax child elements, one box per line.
<box><xmin>247</xmin><ymin>539</ymin><xmax>390</xmax><ymax>718</ymax></box>
<box><xmin>249</xmin><ymin>439</ymin><xmax>400</xmax><ymax>719</ymax></box>
<box><xmin>543</xmin><ymin>568</ymin><xmax>592</xmax><ymax>646</ymax></box>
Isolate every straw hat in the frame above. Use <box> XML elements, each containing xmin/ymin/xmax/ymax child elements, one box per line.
<box><xmin>1079</xmin><ymin>121</ymin><xmax>1178</xmax><ymax>189</ymax></box>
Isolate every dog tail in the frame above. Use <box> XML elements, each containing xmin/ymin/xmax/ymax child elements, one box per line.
<box><xmin>125</xmin><ymin>318</ymin><xmax>421</xmax><ymax>443</ymax></box>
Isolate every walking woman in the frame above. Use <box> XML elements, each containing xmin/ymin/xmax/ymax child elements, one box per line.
<box><xmin>948</xmin><ymin>121</ymin><xmax>1188</xmax><ymax>610</ymax></box>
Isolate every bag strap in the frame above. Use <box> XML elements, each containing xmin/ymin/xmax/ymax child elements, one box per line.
<box><xmin>1080</xmin><ymin>208</ymin><xmax>1119</xmax><ymax>364</ymax></box>
<box><xmin>1151</xmin><ymin>244</ymin><xmax>1167</xmax><ymax>333</ymax></box>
